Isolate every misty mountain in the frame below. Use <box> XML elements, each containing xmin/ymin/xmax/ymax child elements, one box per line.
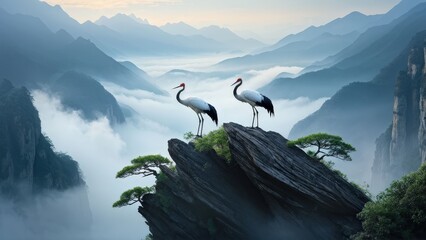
<box><xmin>0</xmin><ymin>9</ymin><xmax>166</xmax><ymax>124</ymax></box>
<box><xmin>0</xmin><ymin>8</ymin><xmax>163</xmax><ymax>93</ymax></box>
<box><xmin>98</xmin><ymin>13</ymin><xmax>150</xmax><ymax>26</ymax></box>
<box><xmin>260</xmin><ymin>2</ymin><xmax>426</xmax><ymax>100</ymax></box>
<box><xmin>215</xmin><ymin>11</ymin><xmax>383</xmax><ymax>71</ymax></box>
<box><xmin>288</xmin><ymin>30</ymin><xmax>426</xmax><ymax>184</ymax></box>
<box><xmin>198</xmin><ymin>25</ymin><xmax>265</xmax><ymax>51</ymax></box>
<box><xmin>304</xmin><ymin>0</ymin><xmax>426</xmax><ymax>73</ymax></box>
<box><xmin>0</xmin><ymin>0</ymin><xmax>81</xmax><ymax>36</ymax></box>
<box><xmin>0</xmin><ymin>79</ymin><xmax>86</xmax><ymax>195</ymax></box>
<box><xmin>266</xmin><ymin>11</ymin><xmax>381</xmax><ymax>53</ymax></box>
<box><xmin>216</xmin><ymin>31</ymin><xmax>359</xmax><ymax>71</ymax></box>
<box><xmin>0</xmin><ymin>0</ymin><xmax>257</xmax><ymax>57</ymax></box>
<box><xmin>218</xmin><ymin>0</ymin><xmax>426</xmax><ymax>73</ymax></box>
<box><xmin>49</xmin><ymin>71</ymin><xmax>126</xmax><ymax>125</ymax></box>
<box><xmin>161</xmin><ymin>23</ymin><xmax>265</xmax><ymax>52</ymax></box>
<box><xmin>94</xmin><ymin>14</ymin><xmax>233</xmax><ymax>55</ymax></box>
<box><xmin>161</xmin><ymin>21</ymin><xmax>199</xmax><ymax>36</ymax></box>
<box><xmin>0</xmin><ymin>79</ymin><xmax>92</xmax><ymax>238</ymax></box>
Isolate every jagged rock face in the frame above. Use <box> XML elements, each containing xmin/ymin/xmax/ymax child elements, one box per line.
<box><xmin>371</xmin><ymin>126</ymin><xmax>392</xmax><ymax>193</ymax></box>
<box><xmin>0</xmin><ymin>79</ymin><xmax>85</xmax><ymax>197</ymax></box>
<box><xmin>420</xmin><ymin>46</ymin><xmax>426</xmax><ymax>164</ymax></box>
<box><xmin>140</xmin><ymin>123</ymin><xmax>369</xmax><ymax>240</ymax></box>
<box><xmin>372</xmin><ymin>40</ymin><xmax>426</xmax><ymax>191</ymax></box>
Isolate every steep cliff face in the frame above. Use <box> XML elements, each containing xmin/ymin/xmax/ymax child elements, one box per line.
<box><xmin>0</xmin><ymin>79</ymin><xmax>85</xmax><ymax>197</ymax></box>
<box><xmin>140</xmin><ymin>123</ymin><xmax>369</xmax><ymax>240</ymax></box>
<box><xmin>372</xmin><ymin>40</ymin><xmax>426</xmax><ymax>192</ymax></box>
<box><xmin>419</xmin><ymin>45</ymin><xmax>426</xmax><ymax>163</ymax></box>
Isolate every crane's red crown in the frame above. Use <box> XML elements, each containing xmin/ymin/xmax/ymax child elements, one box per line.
<box><xmin>173</xmin><ymin>83</ymin><xmax>185</xmax><ymax>89</ymax></box>
<box><xmin>231</xmin><ymin>78</ymin><xmax>242</xmax><ymax>86</ymax></box>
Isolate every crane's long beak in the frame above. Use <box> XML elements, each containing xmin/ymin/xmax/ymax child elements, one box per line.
<box><xmin>172</xmin><ymin>86</ymin><xmax>181</xmax><ymax>89</ymax></box>
<box><xmin>231</xmin><ymin>81</ymin><xmax>238</xmax><ymax>86</ymax></box>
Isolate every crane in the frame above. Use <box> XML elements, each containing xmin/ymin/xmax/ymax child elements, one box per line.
<box><xmin>173</xmin><ymin>83</ymin><xmax>218</xmax><ymax>137</ymax></box>
<box><xmin>231</xmin><ymin>78</ymin><xmax>274</xmax><ymax>128</ymax></box>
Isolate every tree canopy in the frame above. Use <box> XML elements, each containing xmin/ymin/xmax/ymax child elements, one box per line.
<box><xmin>354</xmin><ymin>164</ymin><xmax>426</xmax><ymax>239</ymax></box>
<box><xmin>112</xmin><ymin>186</ymin><xmax>154</xmax><ymax>208</ymax></box>
<box><xmin>116</xmin><ymin>154</ymin><xmax>171</xmax><ymax>178</ymax></box>
<box><xmin>287</xmin><ymin>133</ymin><xmax>355</xmax><ymax>161</ymax></box>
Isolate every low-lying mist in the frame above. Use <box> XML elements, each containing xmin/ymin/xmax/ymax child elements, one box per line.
<box><xmin>0</xmin><ymin>187</ymin><xmax>91</xmax><ymax>240</ymax></box>
<box><xmin>27</xmin><ymin>64</ymin><xmax>326</xmax><ymax>239</ymax></box>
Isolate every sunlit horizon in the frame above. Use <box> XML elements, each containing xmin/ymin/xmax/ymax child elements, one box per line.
<box><xmin>43</xmin><ymin>0</ymin><xmax>399</xmax><ymax>43</ymax></box>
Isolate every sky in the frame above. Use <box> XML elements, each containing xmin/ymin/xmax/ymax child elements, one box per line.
<box><xmin>43</xmin><ymin>0</ymin><xmax>400</xmax><ymax>43</ymax></box>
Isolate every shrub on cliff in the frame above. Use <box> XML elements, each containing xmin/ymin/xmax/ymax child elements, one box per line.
<box><xmin>113</xmin><ymin>186</ymin><xmax>155</xmax><ymax>208</ymax></box>
<box><xmin>186</xmin><ymin>127</ymin><xmax>231</xmax><ymax>162</ymax></box>
<box><xmin>353</xmin><ymin>164</ymin><xmax>426</xmax><ymax>239</ymax></box>
<box><xmin>288</xmin><ymin>133</ymin><xmax>355</xmax><ymax>161</ymax></box>
<box><xmin>114</xmin><ymin>155</ymin><xmax>171</xmax><ymax>208</ymax></box>
<box><xmin>116</xmin><ymin>155</ymin><xmax>171</xmax><ymax>178</ymax></box>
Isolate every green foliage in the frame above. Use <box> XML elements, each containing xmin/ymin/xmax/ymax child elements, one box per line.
<box><xmin>116</xmin><ymin>155</ymin><xmax>171</xmax><ymax>178</ymax></box>
<box><xmin>288</xmin><ymin>133</ymin><xmax>355</xmax><ymax>161</ymax></box>
<box><xmin>193</xmin><ymin>127</ymin><xmax>231</xmax><ymax>162</ymax></box>
<box><xmin>184</xmin><ymin>132</ymin><xmax>196</xmax><ymax>141</ymax></box>
<box><xmin>354</xmin><ymin>165</ymin><xmax>426</xmax><ymax>239</ymax></box>
<box><xmin>156</xmin><ymin>171</ymin><xmax>168</xmax><ymax>184</ymax></box>
<box><xmin>144</xmin><ymin>234</ymin><xmax>153</xmax><ymax>240</ymax></box>
<box><xmin>112</xmin><ymin>186</ymin><xmax>154</xmax><ymax>208</ymax></box>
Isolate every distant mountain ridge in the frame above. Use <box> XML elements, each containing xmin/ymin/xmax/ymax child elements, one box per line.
<box><xmin>0</xmin><ymin>9</ymin><xmax>164</xmax><ymax>124</ymax></box>
<box><xmin>260</xmin><ymin>2</ymin><xmax>426</xmax><ymax>100</ymax></box>
<box><xmin>216</xmin><ymin>0</ymin><xmax>426</xmax><ymax>73</ymax></box>
<box><xmin>289</xmin><ymin>30</ymin><xmax>426</xmax><ymax>184</ymax></box>
<box><xmin>160</xmin><ymin>23</ymin><xmax>265</xmax><ymax>51</ymax></box>
<box><xmin>0</xmin><ymin>0</ymin><xmax>264</xmax><ymax>57</ymax></box>
<box><xmin>214</xmin><ymin>10</ymin><xmax>384</xmax><ymax>71</ymax></box>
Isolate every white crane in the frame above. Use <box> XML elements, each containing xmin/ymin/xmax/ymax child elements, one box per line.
<box><xmin>231</xmin><ymin>78</ymin><xmax>274</xmax><ymax>128</ymax></box>
<box><xmin>173</xmin><ymin>83</ymin><xmax>218</xmax><ymax>137</ymax></box>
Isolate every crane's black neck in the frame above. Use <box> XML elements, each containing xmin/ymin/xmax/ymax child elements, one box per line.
<box><xmin>233</xmin><ymin>81</ymin><xmax>242</xmax><ymax>98</ymax></box>
<box><xmin>176</xmin><ymin>87</ymin><xmax>185</xmax><ymax>105</ymax></box>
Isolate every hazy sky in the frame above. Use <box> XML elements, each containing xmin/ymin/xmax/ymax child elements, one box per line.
<box><xmin>43</xmin><ymin>0</ymin><xmax>400</xmax><ymax>43</ymax></box>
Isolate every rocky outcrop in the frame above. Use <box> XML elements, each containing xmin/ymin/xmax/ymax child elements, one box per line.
<box><xmin>140</xmin><ymin>123</ymin><xmax>369</xmax><ymax>240</ymax></box>
<box><xmin>0</xmin><ymin>79</ymin><xmax>85</xmax><ymax>197</ymax></box>
<box><xmin>372</xmin><ymin>38</ymin><xmax>426</xmax><ymax>192</ymax></box>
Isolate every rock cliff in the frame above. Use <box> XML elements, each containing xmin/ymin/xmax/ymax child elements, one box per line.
<box><xmin>140</xmin><ymin>123</ymin><xmax>369</xmax><ymax>240</ymax></box>
<box><xmin>0</xmin><ymin>79</ymin><xmax>85</xmax><ymax>196</ymax></box>
<box><xmin>372</xmin><ymin>38</ymin><xmax>426</xmax><ymax>192</ymax></box>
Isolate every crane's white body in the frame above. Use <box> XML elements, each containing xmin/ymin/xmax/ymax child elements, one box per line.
<box><xmin>236</xmin><ymin>90</ymin><xmax>264</xmax><ymax>107</ymax></box>
<box><xmin>232</xmin><ymin>78</ymin><xmax>274</xmax><ymax>128</ymax></box>
<box><xmin>174</xmin><ymin>83</ymin><xmax>218</xmax><ymax>137</ymax></box>
<box><xmin>181</xmin><ymin>97</ymin><xmax>211</xmax><ymax>113</ymax></box>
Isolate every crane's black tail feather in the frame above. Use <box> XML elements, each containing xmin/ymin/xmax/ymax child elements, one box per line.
<box><xmin>259</xmin><ymin>95</ymin><xmax>274</xmax><ymax>116</ymax></box>
<box><xmin>205</xmin><ymin>104</ymin><xmax>218</xmax><ymax>125</ymax></box>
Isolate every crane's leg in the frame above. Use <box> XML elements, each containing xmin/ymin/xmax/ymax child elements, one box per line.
<box><xmin>196</xmin><ymin>113</ymin><xmax>201</xmax><ymax>137</ymax></box>
<box><xmin>251</xmin><ymin>107</ymin><xmax>256</xmax><ymax>128</ymax></box>
<box><xmin>200</xmin><ymin>114</ymin><xmax>205</xmax><ymax>136</ymax></box>
<box><xmin>255</xmin><ymin>107</ymin><xmax>259</xmax><ymax>128</ymax></box>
